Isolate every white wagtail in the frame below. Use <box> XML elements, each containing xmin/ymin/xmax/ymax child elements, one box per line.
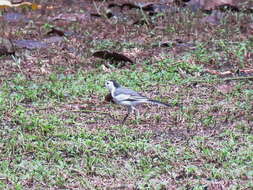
<box><xmin>105</xmin><ymin>80</ymin><xmax>171</xmax><ymax>123</ymax></box>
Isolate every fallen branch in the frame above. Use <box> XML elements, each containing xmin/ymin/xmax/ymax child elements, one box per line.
<box><xmin>191</xmin><ymin>76</ymin><xmax>253</xmax><ymax>83</ymax></box>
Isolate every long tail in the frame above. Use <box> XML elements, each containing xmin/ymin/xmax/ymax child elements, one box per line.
<box><xmin>148</xmin><ymin>99</ymin><xmax>171</xmax><ymax>107</ymax></box>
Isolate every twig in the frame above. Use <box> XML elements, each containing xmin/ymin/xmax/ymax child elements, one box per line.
<box><xmin>190</xmin><ymin>76</ymin><xmax>253</xmax><ymax>83</ymax></box>
<box><xmin>140</xmin><ymin>7</ymin><xmax>150</xmax><ymax>25</ymax></box>
<box><xmin>72</xmin><ymin>109</ymin><xmax>117</xmax><ymax>121</ymax></box>
<box><xmin>72</xmin><ymin>109</ymin><xmax>108</xmax><ymax>114</ymax></box>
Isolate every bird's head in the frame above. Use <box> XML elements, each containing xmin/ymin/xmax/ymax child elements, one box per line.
<box><xmin>105</xmin><ymin>80</ymin><xmax>121</xmax><ymax>91</ymax></box>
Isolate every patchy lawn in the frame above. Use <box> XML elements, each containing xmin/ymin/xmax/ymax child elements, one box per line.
<box><xmin>0</xmin><ymin>0</ymin><xmax>252</xmax><ymax>189</ymax></box>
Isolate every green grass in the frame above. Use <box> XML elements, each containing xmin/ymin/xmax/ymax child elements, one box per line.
<box><xmin>1</xmin><ymin>124</ymin><xmax>252</xmax><ymax>189</ymax></box>
<box><xmin>1</xmin><ymin>55</ymin><xmax>252</xmax><ymax>189</ymax></box>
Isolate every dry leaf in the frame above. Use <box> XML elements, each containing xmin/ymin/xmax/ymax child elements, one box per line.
<box><xmin>93</xmin><ymin>51</ymin><xmax>134</xmax><ymax>63</ymax></box>
<box><xmin>0</xmin><ymin>0</ymin><xmax>38</xmax><ymax>10</ymax></box>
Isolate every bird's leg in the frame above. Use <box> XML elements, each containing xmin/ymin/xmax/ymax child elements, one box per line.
<box><xmin>133</xmin><ymin>107</ymin><xmax>140</xmax><ymax>120</ymax></box>
<box><xmin>122</xmin><ymin>106</ymin><xmax>132</xmax><ymax>124</ymax></box>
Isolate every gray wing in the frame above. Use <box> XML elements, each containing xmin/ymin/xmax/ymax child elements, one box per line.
<box><xmin>113</xmin><ymin>87</ymin><xmax>148</xmax><ymax>102</ymax></box>
<box><xmin>114</xmin><ymin>87</ymin><xmax>142</xmax><ymax>97</ymax></box>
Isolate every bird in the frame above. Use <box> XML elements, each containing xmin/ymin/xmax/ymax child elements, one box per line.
<box><xmin>105</xmin><ymin>80</ymin><xmax>171</xmax><ymax>123</ymax></box>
